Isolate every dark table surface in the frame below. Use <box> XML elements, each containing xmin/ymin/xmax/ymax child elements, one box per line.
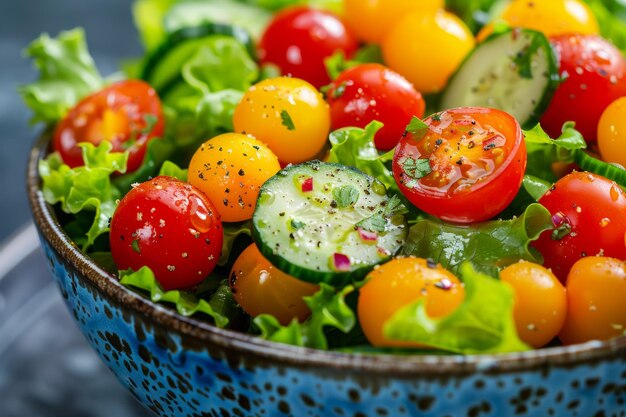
<box><xmin>0</xmin><ymin>0</ymin><xmax>142</xmax><ymax>243</ymax></box>
<box><xmin>1</xmin><ymin>1</ymin><xmax>149</xmax><ymax>415</ymax></box>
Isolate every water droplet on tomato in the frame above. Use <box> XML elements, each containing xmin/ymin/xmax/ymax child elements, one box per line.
<box><xmin>610</xmin><ymin>184</ymin><xmax>621</xmax><ymax>202</ymax></box>
<box><xmin>600</xmin><ymin>218</ymin><xmax>611</xmax><ymax>228</ymax></box>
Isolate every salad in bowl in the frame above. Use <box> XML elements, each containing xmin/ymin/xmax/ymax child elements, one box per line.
<box><xmin>21</xmin><ymin>0</ymin><xmax>626</xmax><ymax>415</ymax></box>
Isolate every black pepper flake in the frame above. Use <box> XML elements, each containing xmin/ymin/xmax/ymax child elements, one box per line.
<box><xmin>435</xmin><ymin>139</ymin><xmax>443</xmax><ymax>146</ymax></box>
<box><xmin>279</xmin><ymin>212</ymin><xmax>285</xmax><ymax>216</ymax></box>
<box><xmin>238</xmin><ymin>169</ymin><xmax>245</xmax><ymax>176</ymax></box>
<box><xmin>223</xmin><ymin>199</ymin><xmax>229</xmax><ymax>206</ymax></box>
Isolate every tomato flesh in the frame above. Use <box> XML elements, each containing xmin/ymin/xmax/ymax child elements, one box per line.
<box><xmin>532</xmin><ymin>171</ymin><xmax>626</xmax><ymax>282</ymax></box>
<box><xmin>326</xmin><ymin>63</ymin><xmax>425</xmax><ymax>151</ymax></box>
<box><xmin>393</xmin><ymin>107</ymin><xmax>526</xmax><ymax>223</ymax></box>
<box><xmin>110</xmin><ymin>176</ymin><xmax>223</xmax><ymax>291</ymax></box>
<box><xmin>258</xmin><ymin>7</ymin><xmax>358</xmax><ymax>88</ymax></box>
<box><xmin>53</xmin><ymin>80</ymin><xmax>164</xmax><ymax>173</ymax></box>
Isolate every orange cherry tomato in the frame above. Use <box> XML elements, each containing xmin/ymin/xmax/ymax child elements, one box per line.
<box><xmin>598</xmin><ymin>97</ymin><xmax>626</xmax><ymax>168</ymax></box>
<box><xmin>230</xmin><ymin>244</ymin><xmax>319</xmax><ymax>325</ymax></box>
<box><xmin>188</xmin><ymin>133</ymin><xmax>281</xmax><ymax>223</ymax></box>
<box><xmin>500</xmin><ymin>261</ymin><xmax>567</xmax><ymax>348</ymax></box>
<box><xmin>560</xmin><ymin>257</ymin><xmax>626</xmax><ymax>345</ymax></box>
<box><xmin>53</xmin><ymin>80</ymin><xmax>164</xmax><ymax>173</ymax></box>
<box><xmin>358</xmin><ymin>257</ymin><xmax>465</xmax><ymax>348</ymax></box>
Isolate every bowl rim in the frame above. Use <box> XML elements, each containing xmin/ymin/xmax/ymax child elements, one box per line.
<box><xmin>27</xmin><ymin>133</ymin><xmax>626</xmax><ymax>376</ymax></box>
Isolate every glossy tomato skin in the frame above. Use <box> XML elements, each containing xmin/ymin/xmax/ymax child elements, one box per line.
<box><xmin>531</xmin><ymin>172</ymin><xmax>626</xmax><ymax>282</ymax></box>
<box><xmin>540</xmin><ymin>35</ymin><xmax>626</xmax><ymax>143</ymax></box>
<box><xmin>229</xmin><ymin>244</ymin><xmax>319</xmax><ymax>325</ymax></box>
<box><xmin>598</xmin><ymin>96</ymin><xmax>626</xmax><ymax>168</ymax></box>
<box><xmin>110</xmin><ymin>176</ymin><xmax>223</xmax><ymax>291</ymax></box>
<box><xmin>358</xmin><ymin>257</ymin><xmax>464</xmax><ymax>348</ymax></box>
<box><xmin>559</xmin><ymin>257</ymin><xmax>626</xmax><ymax>345</ymax></box>
<box><xmin>326</xmin><ymin>63</ymin><xmax>425</xmax><ymax>151</ymax></box>
<box><xmin>393</xmin><ymin>107</ymin><xmax>526</xmax><ymax>223</ymax></box>
<box><xmin>53</xmin><ymin>80</ymin><xmax>164</xmax><ymax>172</ymax></box>
<box><xmin>258</xmin><ymin>7</ymin><xmax>358</xmax><ymax>88</ymax></box>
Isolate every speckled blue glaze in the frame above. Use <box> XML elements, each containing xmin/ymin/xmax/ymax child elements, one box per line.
<box><xmin>37</xmin><ymin>234</ymin><xmax>626</xmax><ymax>417</ymax></box>
<box><xmin>28</xmin><ymin>134</ymin><xmax>626</xmax><ymax>417</ymax></box>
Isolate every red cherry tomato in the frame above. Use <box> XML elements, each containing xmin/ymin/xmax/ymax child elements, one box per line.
<box><xmin>53</xmin><ymin>80</ymin><xmax>164</xmax><ymax>173</ymax></box>
<box><xmin>110</xmin><ymin>176</ymin><xmax>223</xmax><ymax>291</ymax></box>
<box><xmin>531</xmin><ymin>171</ymin><xmax>626</xmax><ymax>282</ymax></box>
<box><xmin>540</xmin><ymin>35</ymin><xmax>626</xmax><ymax>143</ymax></box>
<box><xmin>258</xmin><ymin>7</ymin><xmax>359</xmax><ymax>88</ymax></box>
<box><xmin>393</xmin><ymin>107</ymin><xmax>526</xmax><ymax>223</ymax></box>
<box><xmin>326</xmin><ymin>63</ymin><xmax>425</xmax><ymax>151</ymax></box>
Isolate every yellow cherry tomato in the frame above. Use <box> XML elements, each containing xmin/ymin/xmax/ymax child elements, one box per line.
<box><xmin>559</xmin><ymin>257</ymin><xmax>626</xmax><ymax>345</ymax></box>
<box><xmin>233</xmin><ymin>77</ymin><xmax>331</xmax><ymax>164</ymax></box>
<box><xmin>343</xmin><ymin>0</ymin><xmax>444</xmax><ymax>44</ymax></box>
<box><xmin>230</xmin><ymin>244</ymin><xmax>319</xmax><ymax>325</ymax></box>
<box><xmin>382</xmin><ymin>10</ymin><xmax>475</xmax><ymax>94</ymax></box>
<box><xmin>598</xmin><ymin>97</ymin><xmax>626</xmax><ymax>168</ymax></box>
<box><xmin>500</xmin><ymin>261</ymin><xmax>567</xmax><ymax>348</ymax></box>
<box><xmin>478</xmin><ymin>0</ymin><xmax>599</xmax><ymax>41</ymax></box>
<box><xmin>358</xmin><ymin>257</ymin><xmax>465</xmax><ymax>348</ymax></box>
<box><xmin>188</xmin><ymin>133</ymin><xmax>281</xmax><ymax>223</ymax></box>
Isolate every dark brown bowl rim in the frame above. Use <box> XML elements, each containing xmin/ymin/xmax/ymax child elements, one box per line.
<box><xmin>27</xmin><ymin>133</ymin><xmax>626</xmax><ymax>376</ymax></box>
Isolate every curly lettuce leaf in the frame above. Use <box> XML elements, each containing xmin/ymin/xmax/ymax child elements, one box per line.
<box><xmin>402</xmin><ymin>204</ymin><xmax>552</xmax><ymax>276</ymax></box>
<box><xmin>324</xmin><ymin>45</ymin><xmax>384</xmax><ymax>81</ymax></box>
<box><xmin>524</xmin><ymin>122</ymin><xmax>587</xmax><ymax>182</ymax></box>
<box><xmin>254</xmin><ymin>284</ymin><xmax>356</xmax><ymax>349</ymax></box>
<box><xmin>385</xmin><ymin>263</ymin><xmax>530</xmax><ymax>354</ymax></box>
<box><xmin>120</xmin><ymin>267</ymin><xmax>241</xmax><ymax>328</ymax></box>
<box><xmin>584</xmin><ymin>0</ymin><xmax>626</xmax><ymax>53</ymax></box>
<box><xmin>20</xmin><ymin>28</ymin><xmax>103</xmax><ymax>124</ymax></box>
<box><xmin>39</xmin><ymin>142</ymin><xmax>127</xmax><ymax>250</ymax></box>
<box><xmin>158</xmin><ymin>160</ymin><xmax>188</xmax><ymax>180</ymax></box>
<box><xmin>328</xmin><ymin>122</ymin><xmax>399</xmax><ymax>194</ymax></box>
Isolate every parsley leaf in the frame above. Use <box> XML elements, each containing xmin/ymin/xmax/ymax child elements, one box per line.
<box><xmin>281</xmin><ymin>110</ymin><xmax>296</xmax><ymax>131</ymax></box>
<box><xmin>356</xmin><ymin>213</ymin><xmax>387</xmax><ymax>233</ymax></box>
<box><xmin>405</xmin><ymin>116</ymin><xmax>429</xmax><ymax>140</ymax></box>
<box><xmin>401</xmin><ymin>157</ymin><xmax>432</xmax><ymax>188</ymax></box>
<box><xmin>291</xmin><ymin>219</ymin><xmax>305</xmax><ymax>230</ymax></box>
<box><xmin>332</xmin><ymin>185</ymin><xmax>360</xmax><ymax>208</ymax></box>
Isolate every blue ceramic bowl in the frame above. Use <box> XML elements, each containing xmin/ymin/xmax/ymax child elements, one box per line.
<box><xmin>28</xmin><ymin>135</ymin><xmax>626</xmax><ymax>417</ymax></box>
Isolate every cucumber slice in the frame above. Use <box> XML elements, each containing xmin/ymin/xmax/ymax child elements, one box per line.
<box><xmin>441</xmin><ymin>29</ymin><xmax>559</xmax><ymax>129</ymax></box>
<box><xmin>574</xmin><ymin>150</ymin><xmax>626</xmax><ymax>188</ymax></box>
<box><xmin>141</xmin><ymin>23</ymin><xmax>255</xmax><ymax>94</ymax></box>
<box><xmin>252</xmin><ymin>161</ymin><xmax>407</xmax><ymax>286</ymax></box>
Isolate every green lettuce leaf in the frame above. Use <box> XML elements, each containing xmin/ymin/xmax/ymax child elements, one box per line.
<box><xmin>158</xmin><ymin>160</ymin><xmax>188</xmax><ymax>180</ymax></box>
<box><xmin>444</xmin><ymin>0</ymin><xmax>503</xmax><ymax>33</ymax></box>
<box><xmin>39</xmin><ymin>142</ymin><xmax>127</xmax><ymax>250</ymax></box>
<box><xmin>20</xmin><ymin>28</ymin><xmax>103</xmax><ymax>124</ymax></box>
<box><xmin>219</xmin><ymin>221</ymin><xmax>252</xmax><ymax>266</ymax></box>
<box><xmin>328</xmin><ymin>122</ymin><xmax>399</xmax><ymax>195</ymax></box>
<box><xmin>524</xmin><ymin>122</ymin><xmax>587</xmax><ymax>182</ymax></box>
<box><xmin>401</xmin><ymin>204</ymin><xmax>552</xmax><ymax>277</ymax></box>
<box><xmin>384</xmin><ymin>263</ymin><xmax>530</xmax><ymax>354</ymax></box>
<box><xmin>584</xmin><ymin>0</ymin><xmax>626</xmax><ymax>53</ymax></box>
<box><xmin>254</xmin><ymin>284</ymin><xmax>356</xmax><ymax>349</ymax></box>
<box><xmin>120</xmin><ymin>267</ymin><xmax>241</xmax><ymax>328</ymax></box>
<box><xmin>133</xmin><ymin>0</ymin><xmax>177</xmax><ymax>51</ymax></box>
<box><xmin>239</xmin><ymin>0</ymin><xmax>342</xmax><ymax>13</ymax></box>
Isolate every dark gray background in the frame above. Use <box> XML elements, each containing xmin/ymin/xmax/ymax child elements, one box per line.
<box><xmin>1</xmin><ymin>0</ymin><xmax>142</xmax><ymax>243</ymax></box>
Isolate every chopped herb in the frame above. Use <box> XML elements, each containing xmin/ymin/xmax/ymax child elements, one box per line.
<box><xmin>332</xmin><ymin>82</ymin><xmax>348</xmax><ymax>99</ymax></box>
<box><xmin>432</xmin><ymin>113</ymin><xmax>442</xmax><ymax>122</ymax></box>
<box><xmin>291</xmin><ymin>220</ymin><xmax>305</xmax><ymax>230</ymax></box>
<box><xmin>356</xmin><ymin>213</ymin><xmax>387</xmax><ymax>233</ymax></box>
<box><xmin>131</xmin><ymin>239</ymin><xmax>141</xmax><ymax>253</ymax></box>
<box><xmin>332</xmin><ymin>185</ymin><xmax>360</xmax><ymax>208</ymax></box>
<box><xmin>401</xmin><ymin>157</ymin><xmax>432</xmax><ymax>185</ymax></box>
<box><xmin>281</xmin><ymin>110</ymin><xmax>296</xmax><ymax>131</ymax></box>
<box><xmin>384</xmin><ymin>195</ymin><xmax>409</xmax><ymax>217</ymax></box>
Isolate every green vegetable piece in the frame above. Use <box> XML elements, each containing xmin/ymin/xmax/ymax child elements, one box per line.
<box><xmin>158</xmin><ymin>160</ymin><xmax>188</xmax><ymax>181</ymax></box>
<box><xmin>332</xmin><ymin>185</ymin><xmax>360</xmax><ymax>208</ymax></box>
<box><xmin>19</xmin><ymin>28</ymin><xmax>103</xmax><ymax>124</ymax></box>
<box><xmin>254</xmin><ymin>284</ymin><xmax>356</xmax><ymax>349</ymax></box>
<box><xmin>280</xmin><ymin>110</ymin><xmax>296</xmax><ymax>131</ymax></box>
<box><xmin>384</xmin><ymin>263</ymin><xmax>530</xmax><ymax>354</ymax></box>
<box><xmin>402</xmin><ymin>203</ymin><xmax>552</xmax><ymax>277</ymax></box>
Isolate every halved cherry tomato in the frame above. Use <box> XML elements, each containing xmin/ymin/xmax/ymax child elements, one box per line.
<box><xmin>258</xmin><ymin>7</ymin><xmax>358</xmax><ymax>88</ymax></box>
<box><xmin>326</xmin><ymin>63</ymin><xmax>425</xmax><ymax>151</ymax></box>
<box><xmin>358</xmin><ymin>257</ymin><xmax>465</xmax><ymax>348</ymax></box>
<box><xmin>540</xmin><ymin>35</ymin><xmax>626</xmax><ymax>143</ymax></box>
<box><xmin>560</xmin><ymin>257</ymin><xmax>626</xmax><ymax>345</ymax></box>
<box><xmin>343</xmin><ymin>0</ymin><xmax>444</xmax><ymax>44</ymax></box>
<box><xmin>188</xmin><ymin>133</ymin><xmax>281</xmax><ymax>223</ymax></box>
<box><xmin>382</xmin><ymin>10</ymin><xmax>474</xmax><ymax>94</ymax></box>
<box><xmin>110</xmin><ymin>176</ymin><xmax>223</xmax><ymax>291</ymax></box>
<box><xmin>477</xmin><ymin>0</ymin><xmax>599</xmax><ymax>41</ymax></box>
<box><xmin>393</xmin><ymin>107</ymin><xmax>526</xmax><ymax>223</ymax></box>
<box><xmin>230</xmin><ymin>244</ymin><xmax>319</xmax><ymax>325</ymax></box>
<box><xmin>531</xmin><ymin>171</ymin><xmax>626</xmax><ymax>282</ymax></box>
<box><xmin>500</xmin><ymin>261</ymin><xmax>567</xmax><ymax>348</ymax></box>
<box><xmin>53</xmin><ymin>80</ymin><xmax>164</xmax><ymax>172</ymax></box>
<box><xmin>233</xmin><ymin>77</ymin><xmax>331</xmax><ymax>164</ymax></box>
